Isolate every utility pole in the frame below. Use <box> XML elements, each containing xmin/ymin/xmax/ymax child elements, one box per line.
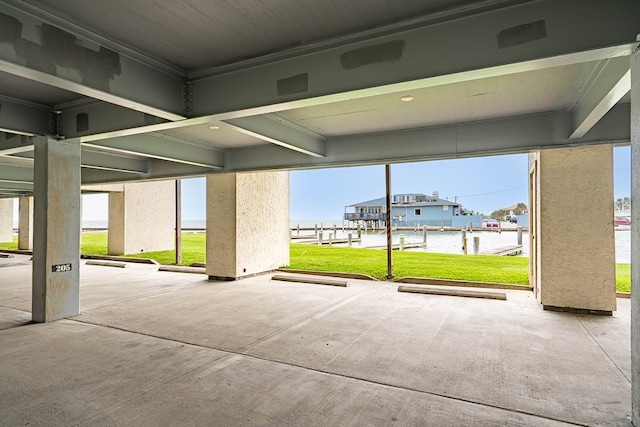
<box><xmin>385</xmin><ymin>164</ymin><xmax>393</xmax><ymax>280</ymax></box>
<box><xmin>175</xmin><ymin>179</ymin><xmax>182</xmax><ymax>265</ymax></box>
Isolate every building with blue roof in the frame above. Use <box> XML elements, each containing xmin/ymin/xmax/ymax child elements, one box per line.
<box><xmin>344</xmin><ymin>192</ymin><xmax>481</xmax><ymax>228</ymax></box>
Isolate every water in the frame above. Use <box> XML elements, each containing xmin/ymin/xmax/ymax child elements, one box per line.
<box><xmin>293</xmin><ymin>226</ymin><xmax>632</xmax><ymax>264</ymax></box>
<box><xmin>296</xmin><ymin>228</ymin><xmax>531</xmax><ymax>255</ymax></box>
<box><xmin>79</xmin><ymin>219</ymin><xmax>631</xmax><ymax>263</ymax></box>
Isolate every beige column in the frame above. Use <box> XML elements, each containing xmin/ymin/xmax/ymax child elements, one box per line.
<box><xmin>206</xmin><ymin>171</ymin><xmax>289</xmax><ymax>280</ymax></box>
<box><xmin>0</xmin><ymin>198</ymin><xmax>12</xmax><ymax>243</ymax></box>
<box><xmin>108</xmin><ymin>181</ymin><xmax>176</xmax><ymax>255</ymax></box>
<box><xmin>18</xmin><ymin>196</ymin><xmax>33</xmax><ymax>250</ymax></box>
<box><xmin>529</xmin><ymin>145</ymin><xmax>616</xmax><ymax>314</ymax></box>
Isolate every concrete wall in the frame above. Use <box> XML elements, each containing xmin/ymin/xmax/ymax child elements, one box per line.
<box><xmin>530</xmin><ymin>146</ymin><xmax>616</xmax><ymax>313</ymax></box>
<box><xmin>207</xmin><ymin>171</ymin><xmax>290</xmax><ymax>279</ymax></box>
<box><xmin>0</xmin><ymin>198</ymin><xmax>13</xmax><ymax>243</ymax></box>
<box><xmin>108</xmin><ymin>181</ymin><xmax>176</xmax><ymax>255</ymax></box>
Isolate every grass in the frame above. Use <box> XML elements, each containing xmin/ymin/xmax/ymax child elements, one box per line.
<box><xmin>287</xmin><ymin>243</ymin><xmax>530</xmax><ymax>284</ymax></box>
<box><xmin>0</xmin><ymin>232</ymin><xmax>631</xmax><ymax>292</ymax></box>
<box><xmin>79</xmin><ymin>231</ymin><xmax>206</xmax><ymax>266</ymax></box>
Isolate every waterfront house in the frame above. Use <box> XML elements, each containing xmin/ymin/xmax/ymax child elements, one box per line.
<box><xmin>344</xmin><ymin>192</ymin><xmax>481</xmax><ymax>228</ymax></box>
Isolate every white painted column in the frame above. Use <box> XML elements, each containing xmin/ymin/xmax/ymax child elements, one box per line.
<box><xmin>630</xmin><ymin>41</ymin><xmax>640</xmax><ymax>427</ymax></box>
<box><xmin>32</xmin><ymin>136</ymin><xmax>81</xmax><ymax>322</ymax></box>
<box><xmin>18</xmin><ymin>196</ymin><xmax>34</xmax><ymax>250</ymax></box>
<box><xmin>0</xmin><ymin>198</ymin><xmax>13</xmax><ymax>243</ymax></box>
<box><xmin>206</xmin><ymin>171</ymin><xmax>289</xmax><ymax>280</ymax></box>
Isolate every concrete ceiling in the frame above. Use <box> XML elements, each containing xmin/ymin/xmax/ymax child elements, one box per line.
<box><xmin>0</xmin><ymin>0</ymin><xmax>638</xmax><ymax>196</ymax></box>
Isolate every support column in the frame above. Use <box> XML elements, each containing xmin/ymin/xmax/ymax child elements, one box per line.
<box><xmin>18</xmin><ymin>196</ymin><xmax>34</xmax><ymax>250</ymax></box>
<box><xmin>206</xmin><ymin>171</ymin><xmax>289</xmax><ymax>280</ymax></box>
<box><xmin>530</xmin><ymin>145</ymin><xmax>616</xmax><ymax>314</ymax></box>
<box><xmin>630</xmin><ymin>41</ymin><xmax>639</xmax><ymax>427</ymax></box>
<box><xmin>0</xmin><ymin>198</ymin><xmax>12</xmax><ymax>243</ymax></box>
<box><xmin>32</xmin><ymin>137</ymin><xmax>81</xmax><ymax>322</ymax></box>
<box><xmin>107</xmin><ymin>181</ymin><xmax>175</xmax><ymax>255</ymax></box>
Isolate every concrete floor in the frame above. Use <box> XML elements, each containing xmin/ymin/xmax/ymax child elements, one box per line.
<box><xmin>0</xmin><ymin>254</ymin><xmax>632</xmax><ymax>426</ymax></box>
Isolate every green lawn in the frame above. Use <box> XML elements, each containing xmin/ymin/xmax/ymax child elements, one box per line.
<box><xmin>80</xmin><ymin>231</ymin><xmax>206</xmax><ymax>266</ymax></box>
<box><xmin>0</xmin><ymin>233</ymin><xmax>631</xmax><ymax>292</ymax></box>
<box><xmin>288</xmin><ymin>243</ymin><xmax>530</xmax><ymax>284</ymax></box>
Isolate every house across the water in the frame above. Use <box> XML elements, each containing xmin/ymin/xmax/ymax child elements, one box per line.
<box><xmin>344</xmin><ymin>192</ymin><xmax>482</xmax><ymax>228</ymax></box>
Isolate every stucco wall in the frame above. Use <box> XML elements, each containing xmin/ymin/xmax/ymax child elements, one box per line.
<box><xmin>534</xmin><ymin>145</ymin><xmax>616</xmax><ymax>312</ymax></box>
<box><xmin>206</xmin><ymin>173</ymin><xmax>237</xmax><ymax>277</ymax></box>
<box><xmin>107</xmin><ymin>191</ymin><xmax>125</xmax><ymax>255</ymax></box>
<box><xmin>207</xmin><ymin>171</ymin><xmax>289</xmax><ymax>279</ymax></box>
<box><xmin>108</xmin><ymin>181</ymin><xmax>176</xmax><ymax>255</ymax></box>
<box><xmin>18</xmin><ymin>196</ymin><xmax>33</xmax><ymax>250</ymax></box>
<box><xmin>0</xmin><ymin>198</ymin><xmax>13</xmax><ymax>243</ymax></box>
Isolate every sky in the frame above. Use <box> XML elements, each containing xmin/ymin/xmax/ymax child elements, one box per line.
<box><xmin>11</xmin><ymin>146</ymin><xmax>633</xmax><ymax>223</ymax></box>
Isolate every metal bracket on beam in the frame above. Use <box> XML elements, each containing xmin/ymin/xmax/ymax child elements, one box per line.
<box><xmin>183</xmin><ymin>82</ymin><xmax>195</xmax><ymax>115</ymax></box>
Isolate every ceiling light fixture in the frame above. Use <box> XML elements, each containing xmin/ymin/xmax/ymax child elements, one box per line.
<box><xmin>208</xmin><ymin>125</ymin><xmax>220</xmax><ymax>130</ymax></box>
<box><xmin>400</xmin><ymin>95</ymin><xmax>414</xmax><ymax>102</ymax></box>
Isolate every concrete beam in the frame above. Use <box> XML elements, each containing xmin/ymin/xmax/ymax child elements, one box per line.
<box><xmin>0</xmin><ymin>181</ymin><xmax>32</xmax><ymax>192</ymax></box>
<box><xmin>570</xmin><ymin>57</ymin><xmax>631</xmax><ymax>139</ymax></box>
<box><xmin>83</xmin><ymin>134</ymin><xmax>224</xmax><ymax>169</ymax></box>
<box><xmin>191</xmin><ymin>0</ymin><xmax>639</xmax><ymax>118</ymax></box>
<box><xmin>0</xmin><ymin>133</ymin><xmax>34</xmax><ymax>156</ymax></box>
<box><xmin>0</xmin><ymin>163</ymin><xmax>32</xmax><ymax>182</ymax></box>
<box><xmin>0</xmin><ymin>96</ymin><xmax>51</xmax><ymax>136</ymax></box>
<box><xmin>0</xmin><ymin>3</ymin><xmax>185</xmax><ymax>121</ymax></box>
<box><xmin>224</xmin><ymin>114</ymin><xmax>325</xmax><ymax>157</ymax></box>
<box><xmin>80</xmin><ymin>150</ymin><xmax>148</xmax><ymax>175</ymax></box>
<box><xmin>224</xmin><ymin>106</ymin><xmax>631</xmax><ymax>172</ymax></box>
<box><xmin>13</xmin><ymin>147</ymin><xmax>149</xmax><ymax>176</ymax></box>
<box><xmin>58</xmin><ymin>101</ymin><xmax>169</xmax><ymax>140</ymax></box>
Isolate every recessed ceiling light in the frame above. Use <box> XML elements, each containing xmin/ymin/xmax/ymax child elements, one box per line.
<box><xmin>400</xmin><ymin>95</ymin><xmax>414</xmax><ymax>102</ymax></box>
<box><xmin>208</xmin><ymin>125</ymin><xmax>220</xmax><ymax>130</ymax></box>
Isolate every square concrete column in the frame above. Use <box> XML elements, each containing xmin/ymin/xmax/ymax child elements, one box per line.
<box><xmin>630</xmin><ymin>43</ymin><xmax>639</xmax><ymax>427</ymax></box>
<box><xmin>206</xmin><ymin>171</ymin><xmax>289</xmax><ymax>280</ymax></box>
<box><xmin>32</xmin><ymin>137</ymin><xmax>81</xmax><ymax>322</ymax></box>
<box><xmin>529</xmin><ymin>145</ymin><xmax>616</xmax><ymax>314</ymax></box>
<box><xmin>18</xmin><ymin>196</ymin><xmax>34</xmax><ymax>250</ymax></box>
<box><xmin>108</xmin><ymin>181</ymin><xmax>175</xmax><ymax>255</ymax></box>
<box><xmin>0</xmin><ymin>198</ymin><xmax>13</xmax><ymax>243</ymax></box>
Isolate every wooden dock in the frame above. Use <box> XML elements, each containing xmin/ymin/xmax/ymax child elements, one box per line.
<box><xmin>366</xmin><ymin>243</ymin><xmax>427</xmax><ymax>251</ymax></box>
<box><xmin>481</xmin><ymin>245</ymin><xmax>523</xmax><ymax>256</ymax></box>
<box><xmin>291</xmin><ymin>234</ymin><xmax>317</xmax><ymax>240</ymax></box>
<box><xmin>312</xmin><ymin>238</ymin><xmax>362</xmax><ymax>245</ymax></box>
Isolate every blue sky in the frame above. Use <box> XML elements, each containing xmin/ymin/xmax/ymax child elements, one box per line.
<box><xmin>14</xmin><ymin>146</ymin><xmax>632</xmax><ymax>222</ymax></box>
